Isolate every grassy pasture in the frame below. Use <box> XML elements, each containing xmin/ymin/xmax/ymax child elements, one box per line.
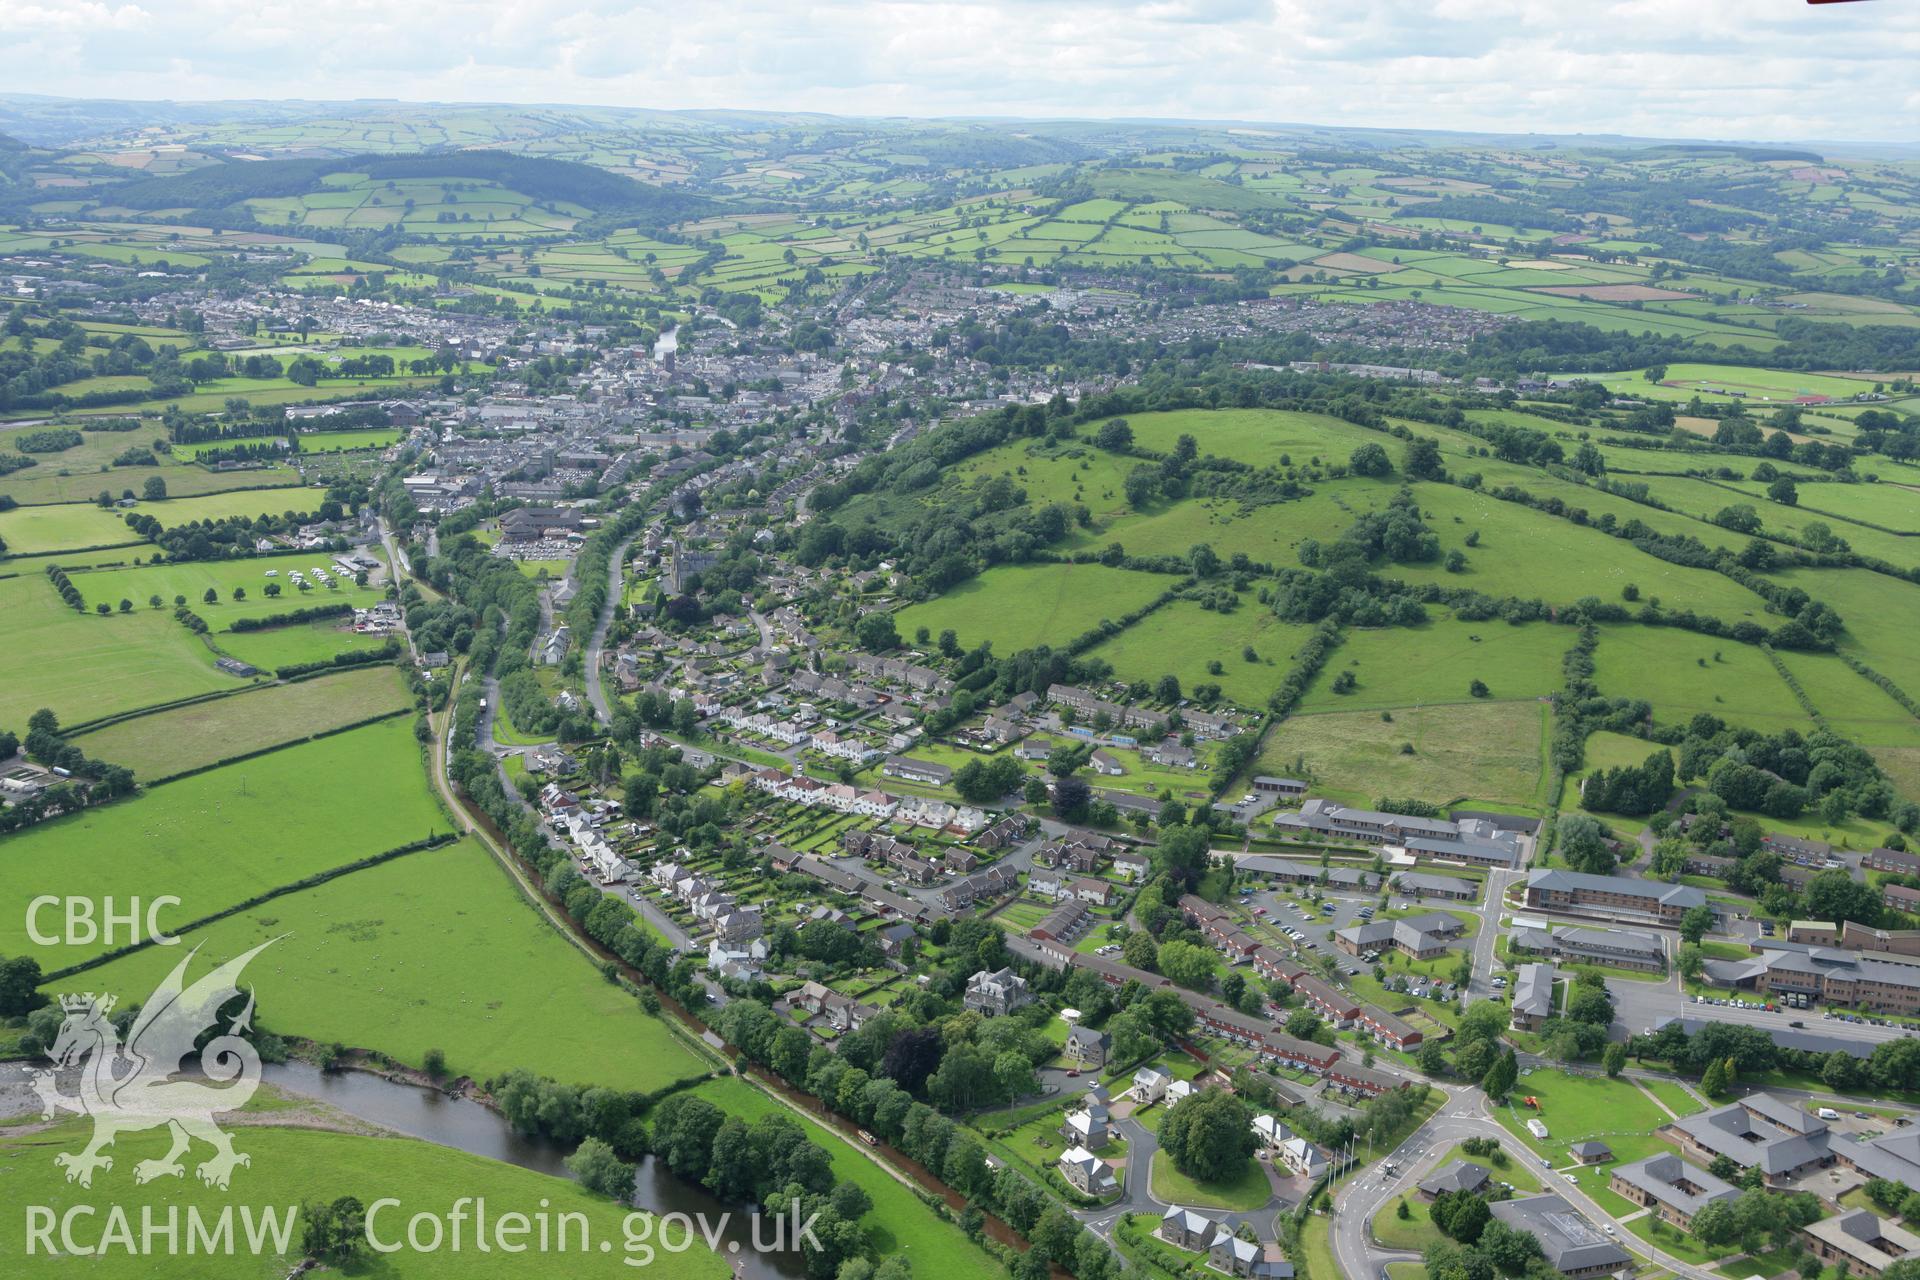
<box><xmin>1780</xmin><ymin>478</ymin><xmax>1920</xmax><ymax>534</ymax></box>
<box><xmin>1099</xmin><ymin>407</ymin><xmax>1372</xmax><ymax>468</ymax></box>
<box><xmin>1088</xmin><ymin>600</ymin><xmax>1316</xmax><ymax>705</ymax></box>
<box><xmin>1589</xmin><ymin>626</ymin><xmax>1808</xmax><ymax>732</ymax></box>
<box><xmin>1772</xmin><ymin>565</ymin><xmax>1920</xmax><ymax>696</ymax></box>
<box><xmin>892</xmin><ymin>562</ymin><xmax>1169</xmax><ymax>653</ymax></box>
<box><xmin>949</xmin><ymin>439</ymin><xmax>1140</xmax><ymax>523</ymax></box>
<box><xmin>1775</xmin><ymin>647</ymin><xmax>1920</xmax><ymax>748</ymax></box>
<box><xmin>1083</xmin><ymin>481</ymin><xmax>1396</xmax><ymax>565</ymax></box>
<box><xmin>1260</xmin><ymin>701</ymin><xmax>1547</xmax><ymax>810</ymax></box>
<box><xmin>295</xmin><ymin>427</ymin><xmax>404</xmax><ymax>453</ymax></box>
<box><xmin>0</xmin><ymin>501</ymin><xmax>148</xmax><ymax>554</ymax></box>
<box><xmin>55</xmin><ymin>838</ymin><xmax>709</xmax><ymax>1091</ymax></box>
<box><xmin>0</xmin><ymin>455</ymin><xmax>302</xmax><ymax>506</ymax></box>
<box><xmin>1300</xmin><ymin>618</ymin><xmax>1564</xmax><ymax>712</ymax></box>
<box><xmin>1388</xmin><ymin>483</ymin><xmax>1773</xmax><ymax>617</ymax></box>
<box><xmin>216</xmin><ymin>615</ymin><xmax>393</xmax><ymax>670</ymax></box>
<box><xmin>2</xmin><ymin>487</ymin><xmax>325</xmax><ymax>556</ymax></box>
<box><xmin>0</xmin><ymin>571</ymin><xmax>234</xmax><ymax>729</ymax></box>
<box><xmin>70</xmin><ymin>665</ymin><xmax>411</xmax><ymax>777</ymax></box>
<box><xmin>0</xmin><ymin>1117</ymin><xmax>726</xmax><ymax>1280</ymax></box>
<box><xmin>0</xmin><ymin>717</ymin><xmax>451</xmax><ymax>967</ymax></box>
<box><xmin>72</xmin><ymin>550</ymin><xmax>384</xmax><ymax>623</ymax></box>
<box><xmin>1489</xmin><ymin>1069</ymin><xmax>1683</xmax><ymax>1216</ymax></box>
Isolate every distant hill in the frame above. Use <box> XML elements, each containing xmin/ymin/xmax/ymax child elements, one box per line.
<box><xmin>103</xmin><ymin>150</ymin><xmax>711</xmax><ymax>224</ymax></box>
<box><xmin>0</xmin><ymin>131</ymin><xmax>26</xmax><ymax>186</ymax></box>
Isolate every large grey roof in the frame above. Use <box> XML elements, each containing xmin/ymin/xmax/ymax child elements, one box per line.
<box><xmin>1610</xmin><ymin>1154</ymin><xmax>1739</xmax><ymax>1219</ymax></box>
<box><xmin>1527</xmin><ymin>868</ymin><xmax>1707</xmax><ymax>909</ymax></box>
<box><xmin>1490</xmin><ymin>1196</ymin><xmax>1631</xmax><ymax>1272</ymax></box>
<box><xmin>1512</xmin><ymin>963</ymin><xmax>1556</xmax><ymax>1019</ymax></box>
<box><xmin>1668</xmin><ymin>1098</ymin><xmax>1830</xmax><ymax>1174</ymax></box>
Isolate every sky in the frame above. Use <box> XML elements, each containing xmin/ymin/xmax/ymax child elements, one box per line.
<box><xmin>0</xmin><ymin>0</ymin><xmax>1916</xmax><ymax>143</ymax></box>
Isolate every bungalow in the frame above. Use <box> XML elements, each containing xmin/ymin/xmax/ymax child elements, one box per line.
<box><xmin>1570</xmin><ymin>1141</ymin><xmax>1613</xmax><ymax>1164</ymax></box>
<box><xmin>1148</xmin><ymin>742</ymin><xmax>1198</xmax><ymax>769</ymax></box>
<box><xmin>1088</xmin><ymin>749</ymin><xmax>1126</xmax><ymax>777</ymax></box>
<box><xmin>882</xmin><ymin>756</ymin><xmax>952</xmax><ymax>787</ymax></box>
<box><xmin>1418</xmin><ymin>1160</ymin><xmax>1491</xmax><ymax>1200</ymax></box>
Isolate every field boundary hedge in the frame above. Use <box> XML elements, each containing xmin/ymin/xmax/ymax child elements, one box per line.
<box><xmin>142</xmin><ymin>705</ymin><xmax>416</xmax><ymax>787</ymax></box>
<box><xmin>1760</xmin><ymin>643</ymin><xmax>1830</xmax><ymax>730</ymax></box>
<box><xmin>63</xmin><ymin>684</ymin><xmax>263</xmax><ymax>736</ymax></box>
<box><xmin>42</xmin><ymin>833</ymin><xmax>460</xmax><ymax>981</ymax></box>
<box><xmin>275</xmin><ymin>641</ymin><xmax>402</xmax><ymax>680</ymax></box>
<box><xmin>227</xmin><ymin>600</ymin><xmax>356</xmax><ymax>632</ymax></box>
<box><xmin>1835</xmin><ymin>653</ymin><xmax>1920</xmax><ymax>724</ymax></box>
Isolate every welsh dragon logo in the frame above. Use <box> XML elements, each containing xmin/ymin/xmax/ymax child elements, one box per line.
<box><xmin>30</xmin><ymin>939</ymin><xmax>276</xmax><ymax>1190</ymax></box>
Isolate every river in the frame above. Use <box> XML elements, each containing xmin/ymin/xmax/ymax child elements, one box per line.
<box><xmin>0</xmin><ymin>1061</ymin><xmax>806</xmax><ymax>1279</ymax></box>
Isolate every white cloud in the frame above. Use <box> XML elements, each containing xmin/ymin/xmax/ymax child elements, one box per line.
<box><xmin>1</xmin><ymin>0</ymin><xmax>1913</xmax><ymax>143</ymax></box>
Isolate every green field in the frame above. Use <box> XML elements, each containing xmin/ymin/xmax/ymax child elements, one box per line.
<box><xmin>1261</xmin><ymin>700</ymin><xmax>1548</xmax><ymax>811</ymax></box>
<box><xmin>72</xmin><ymin>550</ymin><xmax>384</xmax><ymax>624</ymax></box>
<box><xmin>0</xmin><ymin>487</ymin><xmax>330</xmax><ymax>556</ymax></box>
<box><xmin>0</xmin><ymin>1114</ymin><xmax>727</xmax><ymax>1280</ymax></box>
<box><xmin>893</xmin><ymin>562</ymin><xmax>1170</xmax><ymax>654</ymax></box>
<box><xmin>1589</xmin><ymin>626</ymin><xmax>1811</xmax><ymax>734</ymax></box>
<box><xmin>688</xmin><ymin>1077</ymin><xmax>1004</xmax><ymax>1280</ymax></box>
<box><xmin>1384</xmin><ymin>483</ymin><xmax>1775</xmax><ymax>617</ymax></box>
<box><xmin>216</xmin><ymin>615</ymin><xmax>394</xmax><ymax>670</ymax></box>
<box><xmin>296</xmin><ymin>427</ymin><xmax>404</xmax><ymax>453</ymax></box>
<box><xmin>0</xmin><ymin>571</ymin><xmax>235</xmax><ymax>729</ymax></box>
<box><xmin>1490</xmin><ymin>1069</ymin><xmax>1682</xmax><ymax>1214</ymax></box>
<box><xmin>55</xmin><ymin>838</ymin><xmax>710</xmax><ymax>1091</ymax></box>
<box><xmin>1146</xmin><ymin>1150</ymin><xmax>1273</xmax><ymax>1211</ymax></box>
<box><xmin>1300</xmin><ymin>617</ymin><xmax>1564</xmax><ymax>712</ymax></box>
<box><xmin>0</xmin><ymin>456</ymin><xmax>303</xmax><ymax>507</ymax></box>
<box><xmin>1091</xmin><ymin>408</ymin><xmax>1378</xmax><ymax>468</ymax></box>
<box><xmin>1088</xmin><ymin>601</ymin><xmax>1315</xmax><ymax>704</ymax></box>
<box><xmin>1</xmin><ymin>717</ymin><xmax>451</xmax><ymax>966</ymax></box>
<box><xmin>70</xmin><ymin>665</ymin><xmax>411</xmax><ymax>777</ymax></box>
